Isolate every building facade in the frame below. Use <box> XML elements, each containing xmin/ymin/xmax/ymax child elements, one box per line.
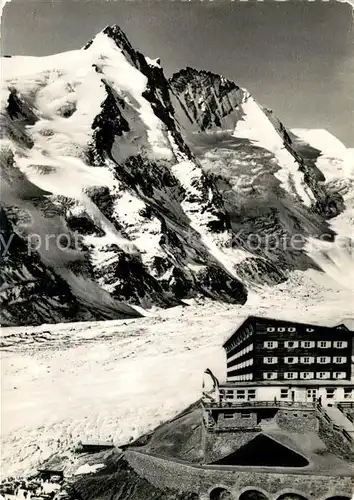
<box><xmin>218</xmin><ymin>381</ymin><xmax>354</xmax><ymax>406</ymax></box>
<box><xmin>201</xmin><ymin>316</ymin><xmax>354</xmax><ymax>437</ymax></box>
<box><xmin>223</xmin><ymin>316</ymin><xmax>354</xmax><ymax>385</ymax></box>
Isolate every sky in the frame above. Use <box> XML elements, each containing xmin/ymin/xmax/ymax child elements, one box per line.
<box><xmin>1</xmin><ymin>0</ymin><xmax>354</xmax><ymax>146</ymax></box>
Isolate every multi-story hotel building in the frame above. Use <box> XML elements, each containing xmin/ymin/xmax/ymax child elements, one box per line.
<box><xmin>212</xmin><ymin>316</ymin><xmax>354</xmax><ymax>406</ymax></box>
<box><xmin>200</xmin><ymin>316</ymin><xmax>354</xmax><ymax>481</ymax></box>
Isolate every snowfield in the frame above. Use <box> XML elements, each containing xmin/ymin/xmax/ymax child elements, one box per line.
<box><xmin>2</xmin><ymin>269</ymin><xmax>354</xmax><ymax>478</ymax></box>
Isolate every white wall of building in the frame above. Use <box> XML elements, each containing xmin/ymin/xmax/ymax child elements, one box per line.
<box><xmin>219</xmin><ymin>384</ymin><xmax>354</xmax><ymax>406</ymax></box>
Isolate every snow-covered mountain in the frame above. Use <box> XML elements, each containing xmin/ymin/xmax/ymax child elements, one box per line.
<box><xmin>0</xmin><ymin>25</ymin><xmax>352</xmax><ymax>325</ymax></box>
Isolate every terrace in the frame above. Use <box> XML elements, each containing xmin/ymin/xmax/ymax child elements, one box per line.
<box><xmin>202</xmin><ymin>400</ymin><xmax>317</xmax><ymax>410</ymax></box>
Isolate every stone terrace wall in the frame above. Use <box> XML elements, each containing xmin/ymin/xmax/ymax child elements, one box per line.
<box><xmin>215</xmin><ymin>411</ymin><xmax>258</xmax><ymax>431</ymax></box>
<box><xmin>125</xmin><ymin>450</ymin><xmax>354</xmax><ymax>500</ymax></box>
<box><xmin>276</xmin><ymin>409</ymin><xmax>319</xmax><ymax>433</ymax></box>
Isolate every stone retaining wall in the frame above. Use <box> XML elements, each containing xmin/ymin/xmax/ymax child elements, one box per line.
<box><xmin>276</xmin><ymin>409</ymin><xmax>319</xmax><ymax>433</ymax></box>
<box><xmin>125</xmin><ymin>449</ymin><xmax>353</xmax><ymax>500</ymax></box>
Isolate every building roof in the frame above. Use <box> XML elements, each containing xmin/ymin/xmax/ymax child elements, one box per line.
<box><xmin>334</xmin><ymin>318</ymin><xmax>354</xmax><ymax>331</ymax></box>
<box><xmin>222</xmin><ymin>315</ymin><xmax>354</xmax><ymax>349</ymax></box>
<box><xmin>222</xmin><ymin>316</ymin><xmax>251</xmax><ymax>348</ymax></box>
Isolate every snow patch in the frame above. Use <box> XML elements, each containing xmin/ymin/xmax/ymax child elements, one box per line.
<box><xmin>74</xmin><ymin>463</ymin><xmax>105</xmax><ymax>475</ymax></box>
<box><xmin>145</xmin><ymin>56</ymin><xmax>161</xmax><ymax>68</ymax></box>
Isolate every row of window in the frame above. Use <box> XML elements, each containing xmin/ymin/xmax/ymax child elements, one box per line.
<box><xmin>226</xmin><ymin>326</ymin><xmax>253</xmax><ymax>353</ymax></box>
<box><xmin>220</xmin><ymin>387</ymin><xmax>353</xmax><ymax>400</ymax></box>
<box><xmin>220</xmin><ymin>389</ymin><xmax>256</xmax><ymax>400</ymax></box>
<box><xmin>266</xmin><ymin>326</ymin><xmax>314</xmax><ymax>333</ymax></box>
<box><xmin>227</xmin><ymin>359</ymin><xmax>254</xmax><ymax>372</ymax></box>
<box><xmin>263</xmin><ymin>372</ymin><xmax>347</xmax><ymax>380</ymax></box>
<box><xmin>223</xmin><ymin>412</ymin><xmax>251</xmax><ymax>419</ymax></box>
<box><xmin>227</xmin><ymin>343</ymin><xmax>253</xmax><ymax>363</ymax></box>
<box><xmin>227</xmin><ymin>373</ymin><xmax>253</xmax><ymax>382</ymax></box>
<box><xmin>280</xmin><ymin>388</ymin><xmax>353</xmax><ymax>399</ymax></box>
<box><xmin>267</xmin><ymin>326</ymin><xmax>296</xmax><ymax>332</ymax></box>
<box><xmin>263</xmin><ymin>340</ymin><xmax>347</xmax><ymax>349</ymax></box>
<box><xmin>264</xmin><ymin>356</ymin><xmax>347</xmax><ymax>364</ymax></box>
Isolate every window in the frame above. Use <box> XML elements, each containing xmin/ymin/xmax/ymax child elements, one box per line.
<box><xmin>284</xmin><ymin>372</ymin><xmax>298</xmax><ymax>379</ymax></box>
<box><xmin>318</xmin><ymin>341</ymin><xmax>331</xmax><ymax>348</ymax></box>
<box><xmin>317</xmin><ymin>372</ymin><xmax>330</xmax><ymax>379</ymax></box>
<box><xmin>317</xmin><ymin>356</ymin><xmax>330</xmax><ymax>364</ymax></box>
<box><xmin>334</xmin><ymin>341</ymin><xmax>348</xmax><ymax>348</ymax></box>
<box><xmin>334</xmin><ymin>372</ymin><xmax>346</xmax><ymax>379</ymax></box>
<box><xmin>224</xmin><ymin>413</ymin><xmax>234</xmax><ymax>419</ymax></box>
<box><xmin>247</xmin><ymin>389</ymin><xmax>256</xmax><ymax>400</ymax></box>
<box><xmin>264</xmin><ymin>357</ymin><xmax>277</xmax><ymax>364</ymax></box>
<box><xmin>241</xmin><ymin>412</ymin><xmax>251</xmax><ymax>419</ymax></box>
<box><xmin>266</xmin><ymin>327</ymin><xmax>275</xmax><ymax>332</ymax></box>
<box><xmin>306</xmin><ymin>328</ymin><xmax>315</xmax><ymax>332</ymax></box>
<box><xmin>284</xmin><ymin>341</ymin><xmax>299</xmax><ymax>348</ymax></box>
<box><xmin>301</xmin><ymin>341</ymin><xmax>315</xmax><ymax>348</ymax></box>
<box><xmin>344</xmin><ymin>388</ymin><xmax>353</xmax><ymax>399</ymax></box>
<box><xmin>263</xmin><ymin>341</ymin><xmax>278</xmax><ymax>348</ymax></box>
<box><xmin>326</xmin><ymin>389</ymin><xmax>336</xmax><ymax>399</ymax></box>
<box><xmin>300</xmin><ymin>356</ymin><xmax>314</xmax><ymax>364</ymax></box>
<box><xmin>280</xmin><ymin>389</ymin><xmax>289</xmax><ymax>399</ymax></box>
<box><xmin>236</xmin><ymin>390</ymin><xmax>245</xmax><ymax>399</ymax></box>
<box><xmin>288</xmin><ymin>327</ymin><xmax>296</xmax><ymax>332</ymax></box>
<box><xmin>300</xmin><ymin>372</ymin><xmax>314</xmax><ymax>379</ymax></box>
<box><xmin>263</xmin><ymin>372</ymin><xmax>277</xmax><ymax>380</ymax></box>
<box><xmin>226</xmin><ymin>390</ymin><xmax>234</xmax><ymax>400</ymax></box>
<box><xmin>334</xmin><ymin>357</ymin><xmax>346</xmax><ymax>364</ymax></box>
<box><xmin>307</xmin><ymin>389</ymin><xmax>317</xmax><ymax>400</ymax></box>
<box><xmin>285</xmin><ymin>357</ymin><xmax>298</xmax><ymax>364</ymax></box>
<box><xmin>277</xmin><ymin>327</ymin><xmax>286</xmax><ymax>332</ymax></box>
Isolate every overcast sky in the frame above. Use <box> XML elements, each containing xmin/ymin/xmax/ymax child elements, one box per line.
<box><xmin>2</xmin><ymin>0</ymin><xmax>353</xmax><ymax>146</ymax></box>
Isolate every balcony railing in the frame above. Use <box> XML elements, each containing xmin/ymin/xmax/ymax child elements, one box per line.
<box><xmin>202</xmin><ymin>400</ymin><xmax>316</xmax><ymax>409</ymax></box>
<box><xmin>338</xmin><ymin>401</ymin><xmax>354</xmax><ymax>408</ymax></box>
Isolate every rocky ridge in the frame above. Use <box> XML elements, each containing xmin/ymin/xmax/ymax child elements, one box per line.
<box><xmin>0</xmin><ymin>25</ymin><xmax>348</xmax><ymax>325</ymax></box>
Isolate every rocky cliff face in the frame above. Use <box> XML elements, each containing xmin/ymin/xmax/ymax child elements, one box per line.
<box><xmin>0</xmin><ymin>25</ymin><xmax>348</xmax><ymax>325</ymax></box>
<box><xmin>169</xmin><ymin>67</ymin><xmax>345</xmax><ymax>281</ymax></box>
<box><xmin>169</xmin><ymin>66</ymin><xmax>344</xmax><ymax>218</ymax></box>
<box><xmin>0</xmin><ymin>207</ymin><xmax>142</xmax><ymax>325</ymax></box>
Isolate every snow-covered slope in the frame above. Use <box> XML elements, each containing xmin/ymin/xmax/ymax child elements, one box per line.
<box><xmin>290</xmin><ymin>129</ymin><xmax>354</xmax><ymax>292</ymax></box>
<box><xmin>0</xmin><ymin>26</ymin><xmax>350</xmax><ymax>325</ymax></box>
<box><xmin>291</xmin><ymin>128</ymin><xmax>354</xmax><ymax>182</ymax></box>
<box><xmin>2</xmin><ymin>269</ymin><xmax>354</xmax><ymax>477</ymax></box>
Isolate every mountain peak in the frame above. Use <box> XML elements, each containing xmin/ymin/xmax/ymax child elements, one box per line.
<box><xmin>102</xmin><ymin>24</ymin><xmax>132</xmax><ymax>49</ymax></box>
<box><xmin>83</xmin><ymin>24</ymin><xmax>134</xmax><ymax>55</ymax></box>
<box><xmin>170</xmin><ymin>67</ymin><xmax>240</xmax><ymax>94</ymax></box>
